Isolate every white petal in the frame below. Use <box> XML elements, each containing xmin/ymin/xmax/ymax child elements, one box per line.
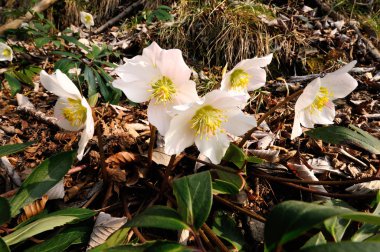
<box><xmin>235</xmin><ymin>53</ymin><xmax>273</xmax><ymax>69</ymax></box>
<box><xmin>112</xmin><ymin>78</ymin><xmax>151</xmax><ymax>103</ymax></box>
<box><xmin>311</xmin><ymin>101</ymin><xmax>335</xmax><ymax>125</ymax></box>
<box><xmin>40</xmin><ymin>70</ymin><xmax>82</xmax><ymax>99</ymax></box>
<box><xmin>77</xmin><ymin>98</ymin><xmax>94</xmax><ymax>160</ymax></box>
<box><xmin>321</xmin><ymin>73</ymin><xmax>358</xmax><ymax>99</ymax></box>
<box><xmin>173</xmin><ymin>80</ymin><xmax>200</xmax><ymax>105</ymax></box>
<box><xmin>156</xmin><ymin>49</ymin><xmax>191</xmax><ymax>85</ymax></box>
<box><xmin>54</xmin><ymin>98</ymin><xmax>85</xmax><ymax>131</ymax></box>
<box><xmin>299</xmin><ymin>110</ymin><xmax>315</xmax><ymax>128</ymax></box>
<box><xmin>246</xmin><ymin>67</ymin><xmax>266</xmax><ymax>91</ymax></box>
<box><xmin>295</xmin><ymin>78</ymin><xmax>321</xmax><ymax>112</ymax></box>
<box><xmin>291</xmin><ymin>112</ymin><xmax>303</xmax><ymax>140</ymax></box>
<box><xmin>164</xmin><ymin>110</ymin><xmax>196</xmax><ymax>155</ymax></box>
<box><xmin>220</xmin><ymin>72</ymin><xmax>232</xmax><ymax>92</ymax></box>
<box><xmin>332</xmin><ymin>60</ymin><xmax>357</xmax><ymax>75</ymax></box>
<box><xmin>114</xmin><ymin>59</ymin><xmax>159</xmax><ymax>83</ymax></box>
<box><xmin>147</xmin><ymin>102</ymin><xmax>172</xmax><ymax>135</ymax></box>
<box><xmin>142</xmin><ymin>42</ymin><xmax>163</xmax><ymax>66</ymax></box>
<box><xmin>195</xmin><ymin>133</ymin><xmax>230</xmax><ymax>164</ymax></box>
<box><xmin>0</xmin><ymin>42</ymin><xmax>13</xmax><ymax>61</ymax></box>
<box><xmin>204</xmin><ymin>90</ymin><xmax>242</xmax><ymax>110</ymax></box>
<box><xmin>223</xmin><ymin>110</ymin><xmax>256</xmax><ymax>136</ymax></box>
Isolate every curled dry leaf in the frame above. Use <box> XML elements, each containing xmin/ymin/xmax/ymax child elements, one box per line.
<box><xmin>106</xmin><ymin>152</ymin><xmax>140</xmax><ymax>185</ymax></box>
<box><xmin>346</xmin><ymin>181</ymin><xmax>380</xmax><ymax>194</ymax></box>
<box><xmin>18</xmin><ymin>195</ymin><xmax>48</xmax><ymax>223</ymax></box>
<box><xmin>87</xmin><ymin>212</ymin><xmax>128</xmax><ymax>249</ymax></box>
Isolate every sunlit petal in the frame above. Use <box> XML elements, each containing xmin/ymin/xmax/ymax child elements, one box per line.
<box><xmin>195</xmin><ymin>132</ymin><xmax>230</xmax><ymax>164</ymax></box>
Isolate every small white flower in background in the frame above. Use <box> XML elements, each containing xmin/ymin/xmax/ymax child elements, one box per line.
<box><xmin>165</xmin><ymin>90</ymin><xmax>256</xmax><ymax>164</ymax></box>
<box><xmin>291</xmin><ymin>61</ymin><xmax>358</xmax><ymax>140</ymax></box>
<box><xmin>112</xmin><ymin>42</ymin><xmax>199</xmax><ymax>135</ymax></box>
<box><xmin>0</xmin><ymin>42</ymin><xmax>13</xmax><ymax>61</ymax></box>
<box><xmin>80</xmin><ymin>11</ymin><xmax>94</xmax><ymax>29</ymax></box>
<box><xmin>68</xmin><ymin>67</ymin><xmax>82</xmax><ymax>76</ymax></box>
<box><xmin>220</xmin><ymin>53</ymin><xmax>273</xmax><ymax>100</ymax></box>
<box><xmin>40</xmin><ymin>70</ymin><xmax>94</xmax><ymax>160</ymax></box>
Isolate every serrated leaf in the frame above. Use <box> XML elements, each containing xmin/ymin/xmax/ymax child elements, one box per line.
<box><xmin>306</xmin><ymin>125</ymin><xmax>380</xmax><ymax>154</ymax></box>
<box><xmin>0</xmin><ymin>142</ymin><xmax>34</xmax><ymax>157</ymax></box>
<box><xmin>126</xmin><ymin>206</ymin><xmax>189</xmax><ymax>230</ymax></box>
<box><xmin>3</xmin><ymin>208</ymin><xmax>94</xmax><ymax>246</ymax></box>
<box><xmin>24</xmin><ymin>226</ymin><xmax>91</xmax><ymax>252</ymax></box>
<box><xmin>9</xmin><ymin>151</ymin><xmax>76</xmax><ymax>217</ymax></box>
<box><xmin>0</xmin><ymin>197</ymin><xmax>10</xmax><ymax>225</ymax></box>
<box><xmin>173</xmin><ymin>171</ymin><xmax>212</xmax><ymax>230</ymax></box>
<box><xmin>299</xmin><ymin>242</ymin><xmax>380</xmax><ymax>252</ymax></box>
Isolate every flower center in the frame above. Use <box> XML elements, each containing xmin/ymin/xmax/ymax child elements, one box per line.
<box><xmin>62</xmin><ymin>98</ymin><xmax>87</xmax><ymax>127</ymax></box>
<box><xmin>2</xmin><ymin>48</ymin><xmax>11</xmax><ymax>57</ymax></box>
<box><xmin>85</xmin><ymin>15</ymin><xmax>92</xmax><ymax>24</ymax></box>
<box><xmin>150</xmin><ymin>76</ymin><xmax>176</xmax><ymax>104</ymax></box>
<box><xmin>309</xmin><ymin>87</ymin><xmax>333</xmax><ymax>113</ymax></box>
<box><xmin>230</xmin><ymin>69</ymin><xmax>250</xmax><ymax>91</ymax></box>
<box><xmin>190</xmin><ymin>105</ymin><xmax>226</xmax><ymax>139</ymax></box>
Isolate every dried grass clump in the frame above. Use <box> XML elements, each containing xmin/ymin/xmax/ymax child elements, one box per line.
<box><xmin>62</xmin><ymin>0</ymin><xmax>81</xmax><ymax>28</ymax></box>
<box><xmin>93</xmin><ymin>0</ymin><xmax>120</xmax><ymax>22</ymax></box>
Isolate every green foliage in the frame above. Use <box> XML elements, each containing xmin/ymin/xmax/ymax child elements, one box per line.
<box><xmin>0</xmin><ymin>197</ymin><xmax>10</xmax><ymax>225</ymax></box>
<box><xmin>306</xmin><ymin>124</ymin><xmax>380</xmax><ymax>154</ymax></box>
<box><xmin>100</xmin><ymin>241</ymin><xmax>194</xmax><ymax>252</ymax></box>
<box><xmin>144</xmin><ymin>5</ymin><xmax>173</xmax><ymax>24</ymax></box>
<box><xmin>9</xmin><ymin>151</ymin><xmax>76</xmax><ymax>217</ymax></box>
<box><xmin>89</xmin><ymin>226</ymin><xmax>131</xmax><ymax>251</ymax></box>
<box><xmin>212</xmin><ymin>211</ymin><xmax>245</xmax><ymax>250</ymax></box>
<box><xmin>0</xmin><ymin>238</ymin><xmax>10</xmax><ymax>252</ymax></box>
<box><xmin>0</xmin><ymin>142</ymin><xmax>35</xmax><ymax>158</ymax></box>
<box><xmin>223</xmin><ymin>144</ymin><xmax>263</xmax><ymax>169</ymax></box>
<box><xmin>299</xmin><ymin>242</ymin><xmax>380</xmax><ymax>252</ymax></box>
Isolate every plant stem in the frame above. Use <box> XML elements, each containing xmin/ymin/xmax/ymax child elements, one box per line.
<box><xmin>122</xmin><ymin>194</ymin><xmax>147</xmax><ymax>243</ymax></box>
<box><xmin>238</xmin><ymin>89</ymin><xmax>303</xmax><ymax>148</ymax></box>
<box><xmin>201</xmin><ymin>223</ymin><xmax>229</xmax><ymax>252</ymax></box>
<box><xmin>191</xmin><ymin>228</ymin><xmax>207</xmax><ymax>252</ymax></box>
<box><xmin>185</xmin><ymin>154</ymin><xmax>239</xmax><ymax>174</ymax></box>
<box><xmin>147</xmin><ymin>124</ymin><xmax>156</xmax><ymax>167</ymax></box>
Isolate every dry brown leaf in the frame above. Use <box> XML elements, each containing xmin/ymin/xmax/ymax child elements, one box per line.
<box><xmin>106</xmin><ymin>151</ymin><xmax>136</xmax><ymax>165</ymax></box>
<box><xmin>18</xmin><ymin>195</ymin><xmax>48</xmax><ymax>223</ymax></box>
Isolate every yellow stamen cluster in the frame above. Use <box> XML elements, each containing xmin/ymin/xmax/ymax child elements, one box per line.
<box><xmin>309</xmin><ymin>86</ymin><xmax>333</xmax><ymax>113</ymax></box>
<box><xmin>230</xmin><ymin>69</ymin><xmax>250</xmax><ymax>91</ymax></box>
<box><xmin>2</xmin><ymin>48</ymin><xmax>11</xmax><ymax>57</ymax></box>
<box><xmin>62</xmin><ymin>98</ymin><xmax>87</xmax><ymax>127</ymax></box>
<box><xmin>190</xmin><ymin>105</ymin><xmax>226</xmax><ymax>139</ymax></box>
<box><xmin>150</xmin><ymin>76</ymin><xmax>176</xmax><ymax>104</ymax></box>
<box><xmin>84</xmin><ymin>15</ymin><xmax>92</xmax><ymax>24</ymax></box>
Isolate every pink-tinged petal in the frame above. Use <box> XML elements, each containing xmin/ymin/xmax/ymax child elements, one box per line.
<box><xmin>246</xmin><ymin>67</ymin><xmax>266</xmax><ymax>91</ymax></box>
<box><xmin>291</xmin><ymin>113</ymin><xmax>303</xmax><ymax>140</ymax></box>
<box><xmin>235</xmin><ymin>53</ymin><xmax>273</xmax><ymax>69</ymax></box>
<box><xmin>299</xmin><ymin>110</ymin><xmax>315</xmax><ymax>128</ymax></box>
<box><xmin>331</xmin><ymin>60</ymin><xmax>357</xmax><ymax>75</ymax></box>
<box><xmin>112</xmin><ymin>78</ymin><xmax>151</xmax><ymax>103</ymax></box>
<box><xmin>77</xmin><ymin>98</ymin><xmax>94</xmax><ymax>160</ymax></box>
<box><xmin>195</xmin><ymin>132</ymin><xmax>230</xmax><ymax>164</ymax></box>
<box><xmin>223</xmin><ymin>110</ymin><xmax>256</xmax><ymax>136</ymax></box>
<box><xmin>156</xmin><ymin>49</ymin><xmax>191</xmax><ymax>85</ymax></box>
<box><xmin>147</xmin><ymin>102</ymin><xmax>172</xmax><ymax>135</ymax></box>
<box><xmin>321</xmin><ymin>73</ymin><xmax>358</xmax><ymax>99</ymax></box>
<box><xmin>40</xmin><ymin>70</ymin><xmax>81</xmax><ymax>99</ymax></box>
<box><xmin>311</xmin><ymin>101</ymin><xmax>335</xmax><ymax>125</ymax></box>
<box><xmin>295</xmin><ymin>78</ymin><xmax>321</xmax><ymax>112</ymax></box>
<box><xmin>164</xmin><ymin>110</ymin><xmax>196</xmax><ymax>155</ymax></box>
<box><xmin>142</xmin><ymin>41</ymin><xmax>163</xmax><ymax>66</ymax></box>
<box><xmin>54</xmin><ymin>98</ymin><xmax>85</xmax><ymax>131</ymax></box>
<box><xmin>173</xmin><ymin>80</ymin><xmax>200</xmax><ymax>105</ymax></box>
<box><xmin>203</xmin><ymin>90</ymin><xmax>241</xmax><ymax>110</ymax></box>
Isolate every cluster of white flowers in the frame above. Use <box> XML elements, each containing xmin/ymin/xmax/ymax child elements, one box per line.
<box><xmin>37</xmin><ymin>42</ymin><xmax>357</xmax><ymax>164</ymax></box>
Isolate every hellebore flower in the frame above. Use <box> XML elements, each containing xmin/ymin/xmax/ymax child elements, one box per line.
<box><xmin>80</xmin><ymin>11</ymin><xmax>94</xmax><ymax>29</ymax></box>
<box><xmin>220</xmin><ymin>53</ymin><xmax>273</xmax><ymax>99</ymax></box>
<box><xmin>165</xmin><ymin>90</ymin><xmax>256</xmax><ymax>164</ymax></box>
<box><xmin>40</xmin><ymin>70</ymin><xmax>94</xmax><ymax>160</ymax></box>
<box><xmin>0</xmin><ymin>42</ymin><xmax>13</xmax><ymax>61</ymax></box>
<box><xmin>112</xmin><ymin>42</ymin><xmax>199</xmax><ymax>135</ymax></box>
<box><xmin>291</xmin><ymin>61</ymin><xmax>358</xmax><ymax>139</ymax></box>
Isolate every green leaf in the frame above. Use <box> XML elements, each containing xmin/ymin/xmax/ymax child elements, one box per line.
<box><xmin>215</xmin><ymin>170</ymin><xmax>244</xmax><ymax>192</ymax></box>
<box><xmin>125</xmin><ymin>206</ymin><xmax>189</xmax><ymax>230</ymax></box>
<box><xmin>102</xmin><ymin>241</ymin><xmax>194</xmax><ymax>252</ymax></box>
<box><xmin>323</xmin><ymin>200</ymin><xmax>352</xmax><ymax>242</ymax></box>
<box><xmin>3</xmin><ymin>208</ymin><xmax>94</xmax><ymax>246</ymax></box>
<box><xmin>265</xmin><ymin>200</ymin><xmax>380</xmax><ymax>251</ymax></box>
<box><xmin>4</xmin><ymin>72</ymin><xmax>21</xmax><ymax>96</ymax></box>
<box><xmin>301</xmin><ymin>232</ymin><xmax>327</xmax><ymax>249</ymax></box>
<box><xmin>9</xmin><ymin>151</ymin><xmax>76</xmax><ymax>217</ymax></box>
<box><xmin>89</xmin><ymin>227</ymin><xmax>131</xmax><ymax>252</ymax></box>
<box><xmin>306</xmin><ymin>125</ymin><xmax>380</xmax><ymax>154</ymax></box>
<box><xmin>52</xmin><ymin>51</ymin><xmax>81</xmax><ymax>59</ymax></box>
<box><xmin>54</xmin><ymin>58</ymin><xmax>78</xmax><ymax>74</ymax></box>
<box><xmin>84</xmin><ymin>66</ymin><xmax>97</xmax><ymax>97</ymax></box>
<box><xmin>94</xmin><ymin>69</ymin><xmax>111</xmax><ymax>101</ymax></box>
<box><xmin>0</xmin><ymin>197</ymin><xmax>10</xmax><ymax>225</ymax></box>
<box><xmin>173</xmin><ymin>171</ymin><xmax>212</xmax><ymax>230</ymax></box>
<box><xmin>88</xmin><ymin>93</ymin><xmax>99</xmax><ymax>107</ymax></box>
<box><xmin>352</xmin><ymin>198</ymin><xmax>380</xmax><ymax>241</ymax></box>
<box><xmin>223</xmin><ymin>144</ymin><xmax>246</xmax><ymax>168</ymax></box>
<box><xmin>24</xmin><ymin>226</ymin><xmax>91</xmax><ymax>252</ymax></box>
<box><xmin>35</xmin><ymin>37</ymin><xmax>51</xmax><ymax>48</ymax></box>
<box><xmin>299</xmin><ymin>242</ymin><xmax>380</xmax><ymax>252</ymax></box>
<box><xmin>0</xmin><ymin>238</ymin><xmax>10</xmax><ymax>252</ymax></box>
<box><xmin>0</xmin><ymin>142</ymin><xmax>34</xmax><ymax>157</ymax></box>
<box><xmin>212</xmin><ymin>180</ymin><xmax>240</xmax><ymax>195</ymax></box>
<box><xmin>212</xmin><ymin>211</ymin><xmax>245</xmax><ymax>250</ymax></box>
<box><xmin>61</xmin><ymin>35</ymin><xmax>89</xmax><ymax>51</ymax></box>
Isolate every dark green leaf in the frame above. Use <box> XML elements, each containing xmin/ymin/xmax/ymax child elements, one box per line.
<box><xmin>0</xmin><ymin>142</ymin><xmax>34</xmax><ymax>157</ymax></box>
<box><xmin>94</xmin><ymin>69</ymin><xmax>111</xmax><ymax>101</ymax></box>
<box><xmin>103</xmin><ymin>241</ymin><xmax>194</xmax><ymax>252</ymax></box>
<box><xmin>352</xmin><ymin>195</ymin><xmax>380</xmax><ymax>241</ymax></box>
<box><xmin>0</xmin><ymin>238</ymin><xmax>10</xmax><ymax>252</ymax></box>
<box><xmin>212</xmin><ymin>180</ymin><xmax>240</xmax><ymax>195</ymax></box>
<box><xmin>212</xmin><ymin>211</ymin><xmax>245</xmax><ymax>250</ymax></box>
<box><xmin>306</xmin><ymin>125</ymin><xmax>380</xmax><ymax>154</ymax></box>
<box><xmin>84</xmin><ymin>66</ymin><xmax>97</xmax><ymax>97</ymax></box>
<box><xmin>125</xmin><ymin>206</ymin><xmax>189</xmax><ymax>230</ymax></box>
<box><xmin>35</xmin><ymin>37</ymin><xmax>51</xmax><ymax>48</ymax></box>
<box><xmin>173</xmin><ymin>171</ymin><xmax>212</xmax><ymax>230</ymax></box>
<box><xmin>299</xmin><ymin>242</ymin><xmax>380</xmax><ymax>252</ymax></box>
<box><xmin>301</xmin><ymin>232</ymin><xmax>327</xmax><ymax>249</ymax></box>
<box><xmin>223</xmin><ymin>144</ymin><xmax>246</xmax><ymax>168</ymax></box>
<box><xmin>24</xmin><ymin>226</ymin><xmax>91</xmax><ymax>252</ymax></box>
<box><xmin>0</xmin><ymin>197</ymin><xmax>10</xmax><ymax>225</ymax></box>
<box><xmin>4</xmin><ymin>72</ymin><xmax>21</xmax><ymax>96</ymax></box>
<box><xmin>215</xmin><ymin>170</ymin><xmax>243</xmax><ymax>192</ymax></box>
<box><xmin>89</xmin><ymin>227</ymin><xmax>131</xmax><ymax>251</ymax></box>
<box><xmin>61</xmin><ymin>35</ymin><xmax>89</xmax><ymax>51</ymax></box>
<box><xmin>9</xmin><ymin>151</ymin><xmax>76</xmax><ymax>217</ymax></box>
<box><xmin>54</xmin><ymin>58</ymin><xmax>78</xmax><ymax>74</ymax></box>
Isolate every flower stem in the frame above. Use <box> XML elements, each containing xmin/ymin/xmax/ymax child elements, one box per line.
<box><xmin>147</xmin><ymin>124</ymin><xmax>156</xmax><ymax>167</ymax></box>
<box><xmin>201</xmin><ymin>223</ymin><xmax>229</xmax><ymax>252</ymax></box>
<box><xmin>238</xmin><ymin>89</ymin><xmax>303</xmax><ymax>148</ymax></box>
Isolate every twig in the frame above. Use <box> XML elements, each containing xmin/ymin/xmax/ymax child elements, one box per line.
<box><xmin>199</xmin><ymin>229</ymin><xmax>215</xmax><ymax>252</ymax></box>
<box><xmin>185</xmin><ymin>154</ymin><xmax>239</xmax><ymax>174</ymax></box>
<box><xmin>122</xmin><ymin>195</ymin><xmax>147</xmax><ymax>243</ymax></box>
<box><xmin>191</xmin><ymin>228</ymin><xmax>207</xmax><ymax>252</ymax></box>
<box><xmin>201</xmin><ymin>223</ymin><xmax>229</xmax><ymax>252</ymax></box>
<box><xmin>238</xmin><ymin>89</ymin><xmax>303</xmax><ymax>148</ymax></box>
<box><xmin>214</xmin><ymin>195</ymin><xmax>267</xmax><ymax>222</ymax></box>
<box><xmin>82</xmin><ymin>188</ymin><xmax>101</xmax><ymax>208</ymax></box>
<box><xmin>94</xmin><ymin>1</ymin><xmax>143</xmax><ymax>34</ymax></box>
<box><xmin>17</xmin><ymin>106</ymin><xmax>58</xmax><ymax>127</ymax></box>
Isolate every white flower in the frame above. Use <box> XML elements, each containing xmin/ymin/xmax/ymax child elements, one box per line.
<box><xmin>80</xmin><ymin>11</ymin><xmax>94</xmax><ymax>29</ymax></box>
<box><xmin>0</xmin><ymin>42</ymin><xmax>13</xmax><ymax>61</ymax></box>
<box><xmin>165</xmin><ymin>90</ymin><xmax>256</xmax><ymax>164</ymax></box>
<box><xmin>220</xmin><ymin>54</ymin><xmax>273</xmax><ymax>99</ymax></box>
<box><xmin>40</xmin><ymin>70</ymin><xmax>94</xmax><ymax>160</ymax></box>
<box><xmin>291</xmin><ymin>61</ymin><xmax>358</xmax><ymax>140</ymax></box>
<box><xmin>112</xmin><ymin>42</ymin><xmax>199</xmax><ymax>135</ymax></box>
